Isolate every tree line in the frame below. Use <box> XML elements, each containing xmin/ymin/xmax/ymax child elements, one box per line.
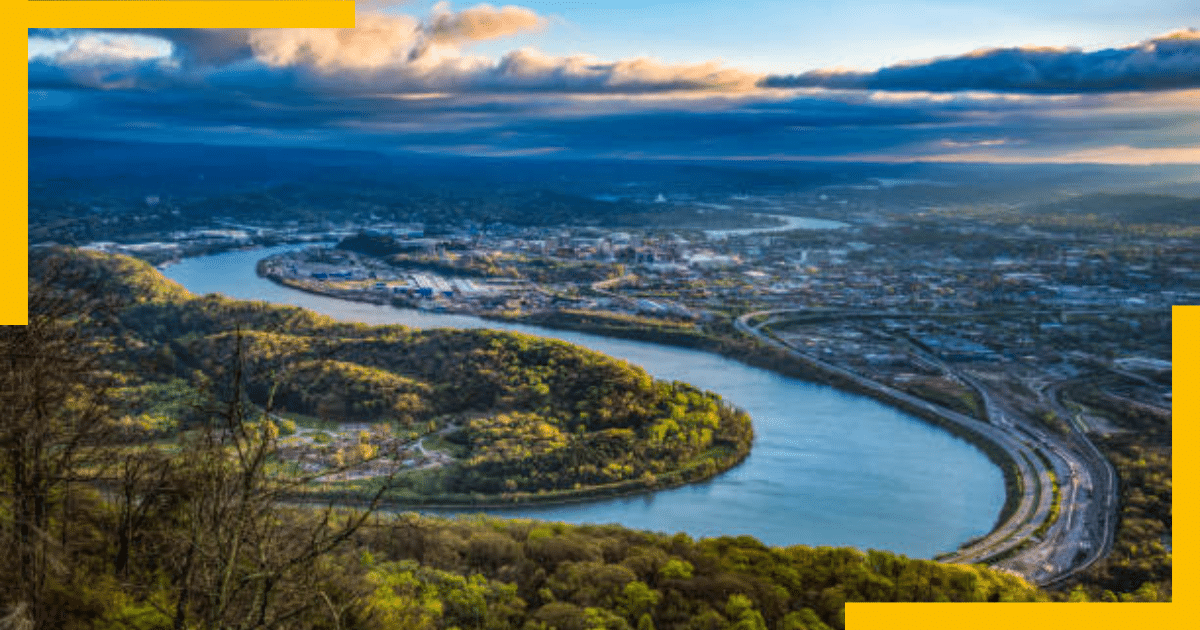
<box><xmin>0</xmin><ymin>247</ymin><xmax>1064</xmax><ymax>629</ymax></box>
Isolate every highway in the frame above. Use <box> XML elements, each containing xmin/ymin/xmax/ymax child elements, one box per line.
<box><xmin>734</xmin><ymin>309</ymin><xmax>1119</xmax><ymax>586</ymax></box>
<box><xmin>925</xmin><ymin>360</ymin><xmax>1110</xmax><ymax>584</ymax></box>
<box><xmin>1034</xmin><ymin>380</ymin><xmax>1119</xmax><ymax>587</ymax></box>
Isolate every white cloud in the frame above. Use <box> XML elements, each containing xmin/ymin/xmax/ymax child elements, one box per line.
<box><xmin>766</xmin><ymin>27</ymin><xmax>1200</xmax><ymax>93</ymax></box>
<box><xmin>426</xmin><ymin>2</ymin><xmax>546</xmax><ymax>44</ymax></box>
<box><xmin>248</xmin><ymin>12</ymin><xmax>423</xmax><ymax>70</ymax></box>
<box><xmin>56</xmin><ymin>34</ymin><xmax>170</xmax><ymax>65</ymax></box>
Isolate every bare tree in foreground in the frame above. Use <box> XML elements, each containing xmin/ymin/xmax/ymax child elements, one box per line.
<box><xmin>164</xmin><ymin>327</ymin><xmax>401</xmax><ymax>630</ymax></box>
<box><xmin>3</xmin><ymin>250</ymin><xmax>403</xmax><ymax>629</ymax></box>
<box><xmin>0</xmin><ymin>251</ymin><xmax>122</xmax><ymax>629</ymax></box>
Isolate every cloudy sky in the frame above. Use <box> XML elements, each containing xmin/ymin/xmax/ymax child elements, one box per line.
<box><xmin>26</xmin><ymin>1</ymin><xmax>1200</xmax><ymax>164</ymax></box>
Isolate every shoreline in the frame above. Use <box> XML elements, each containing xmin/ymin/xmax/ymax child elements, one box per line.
<box><xmin>253</xmin><ymin>261</ymin><xmax>1025</xmax><ymax>541</ymax></box>
<box><xmin>249</xmin><ymin>258</ymin><xmax>755</xmax><ymax>508</ymax></box>
<box><xmin>492</xmin><ymin>309</ymin><xmax>1029</xmax><ymax>541</ymax></box>
<box><xmin>286</xmin><ymin>446</ymin><xmax>750</xmax><ymax>511</ymax></box>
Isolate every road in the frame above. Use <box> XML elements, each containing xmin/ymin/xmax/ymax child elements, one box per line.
<box><xmin>909</xmin><ymin>348</ymin><xmax>1109</xmax><ymax>584</ymax></box>
<box><xmin>734</xmin><ymin>312</ymin><xmax>1054</xmax><ymax>567</ymax></box>
<box><xmin>1034</xmin><ymin>380</ymin><xmax>1119</xmax><ymax>587</ymax></box>
<box><xmin>734</xmin><ymin>309</ymin><xmax>1119</xmax><ymax>586</ymax></box>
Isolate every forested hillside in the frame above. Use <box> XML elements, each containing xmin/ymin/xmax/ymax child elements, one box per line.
<box><xmin>59</xmin><ymin>247</ymin><xmax>753</xmax><ymax>501</ymax></box>
<box><xmin>0</xmin><ymin>247</ymin><xmax>1053</xmax><ymax>629</ymax></box>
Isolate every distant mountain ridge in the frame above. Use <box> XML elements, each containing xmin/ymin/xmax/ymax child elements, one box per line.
<box><xmin>33</xmin><ymin>135</ymin><xmax>1200</xmax><ymax>203</ymax></box>
<box><xmin>1025</xmin><ymin>192</ymin><xmax>1200</xmax><ymax>225</ymax></box>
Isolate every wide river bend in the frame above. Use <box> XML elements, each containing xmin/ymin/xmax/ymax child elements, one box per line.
<box><xmin>163</xmin><ymin>246</ymin><xmax>1004</xmax><ymax>558</ymax></box>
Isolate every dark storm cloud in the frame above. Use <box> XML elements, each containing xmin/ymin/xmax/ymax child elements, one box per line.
<box><xmin>30</xmin><ymin>7</ymin><xmax>758</xmax><ymax>96</ymax></box>
<box><xmin>32</xmin><ymin>68</ymin><xmax>1030</xmax><ymax>160</ymax></box>
<box><xmin>29</xmin><ymin>55</ymin><xmax>179</xmax><ymax>92</ymax></box>
<box><xmin>765</xmin><ymin>29</ymin><xmax>1200</xmax><ymax>93</ymax></box>
<box><xmin>27</xmin><ymin>59</ymin><xmax>74</xmax><ymax>90</ymax></box>
<box><xmin>29</xmin><ymin>28</ymin><xmax>70</xmax><ymax>40</ymax></box>
<box><xmin>498</xmin><ymin>101</ymin><xmax>952</xmax><ymax>147</ymax></box>
<box><xmin>31</xmin><ymin>28</ymin><xmax>256</xmax><ymax>67</ymax></box>
<box><xmin>490</xmin><ymin>110</ymin><xmax>943</xmax><ymax>156</ymax></box>
<box><xmin>26</xmin><ymin>13</ymin><xmax>1200</xmax><ymax>163</ymax></box>
<box><xmin>129</xmin><ymin>29</ymin><xmax>256</xmax><ymax>67</ymax></box>
<box><xmin>35</xmin><ymin>23</ymin><xmax>1200</xmax><ymax>97</ymax></box>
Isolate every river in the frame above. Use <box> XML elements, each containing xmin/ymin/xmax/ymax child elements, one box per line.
<box><xmin>162</xmin><ymin>246</ymin><xmax>1004</xmax><ymax>558</ymax></box>
<box><xmin>704</xmin><ymin>214</ymin><xmax>848</xmax><ymax>239</ymax></box>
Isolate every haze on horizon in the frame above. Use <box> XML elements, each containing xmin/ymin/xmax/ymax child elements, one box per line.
<box><xmin>26</xmin><ymin>1</ymin><xmax>1200</xmax><ymax>165</ymax></box>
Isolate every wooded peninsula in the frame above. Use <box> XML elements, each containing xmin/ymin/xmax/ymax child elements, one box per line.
<box><xmin>0</xmin><ymin>248</ymin><xmax>1076</xmax><ymax>629</ymax></box>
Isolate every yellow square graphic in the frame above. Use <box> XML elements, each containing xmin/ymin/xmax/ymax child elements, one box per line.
<box><xmin>9</xmin><ymin>2</ymin><xmax>354</xmax><ymax>324</ymax></box>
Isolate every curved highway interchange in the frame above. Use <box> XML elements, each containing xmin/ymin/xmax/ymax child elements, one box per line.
<box><xmin>736</xmin><ymin>309</ymin><xmax>1120</xmax><ymax>587</ymax></box>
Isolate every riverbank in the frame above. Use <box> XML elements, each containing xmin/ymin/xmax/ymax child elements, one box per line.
<box><xmin>241</xmin><ymin>258</ymin><xmax>756</xmax><ymax>509</ymax></box>
<box><xmin>163</xmin><ymin>246</ymin><xmax>1007</xmax><ymax>558</ymax></box>
<box><xmin>255</xmin><ymin>264</ymin><xmax>1021</xmax><ymax>533</ymax></box>
<box><xmin>730</xmin><ymin>312</ymin><xmax>1061</xmax><ymax>571</ymax></box>
<box><xmin>286</xmin><ymin>444</ymin><xmax>750</xmax><ymax>510</ymax></box>
<box><xmin>257</xmin><ymin>258</ymin><xmax>394</xmax><ymax>305</ymax></box>
<box><xmin>493</xmin><ymin>308</ymin><xmax>1026</xmax><ymax>536</ymax></box>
